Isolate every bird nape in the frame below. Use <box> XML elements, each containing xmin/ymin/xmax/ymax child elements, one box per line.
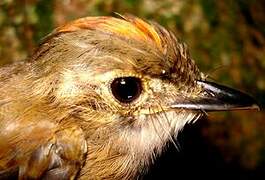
<box><xmin>0</xmin><ymin>15</ymin><xmax>259</xmax><ymax>180</ymax></box>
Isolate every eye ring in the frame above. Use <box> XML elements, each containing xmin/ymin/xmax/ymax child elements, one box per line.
<box><xmin>110</xmin><ymin>77</ymin><xmax>142</xmax><ymax>104</ymax></box>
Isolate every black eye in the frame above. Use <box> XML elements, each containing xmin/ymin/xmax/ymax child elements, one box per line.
<box><xmin>111</xmin><ymin>77</ymin><xmax>142</xmax><ymax>103</ymax></box>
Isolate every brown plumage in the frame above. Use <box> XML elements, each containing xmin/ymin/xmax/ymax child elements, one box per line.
<box><xmin>0</xmin><ymin>15</ymin><xmax>258</xmax><ymax>179</ymax></box>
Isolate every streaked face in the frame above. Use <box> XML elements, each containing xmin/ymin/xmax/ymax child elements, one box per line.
<box><xmin>33</xmin><ymin>16</ymin><xmax>257</xmax><ymax>159</ymax></box>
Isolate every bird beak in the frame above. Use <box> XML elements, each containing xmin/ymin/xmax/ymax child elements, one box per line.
<box><xmin>170</xmin><ymin>80</ymin><xmax>260</xmax><ymax>111</ymax></box>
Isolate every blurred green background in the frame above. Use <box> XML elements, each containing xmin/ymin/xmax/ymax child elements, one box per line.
<box><xmin>0</xmin><ymin>0</ymin><xmax>264</xmax><ymax>177</ymax></box>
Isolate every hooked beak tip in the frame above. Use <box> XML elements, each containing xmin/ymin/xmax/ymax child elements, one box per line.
<box><xmin>249</xmin><ymin>104</ymin><xmax>260</xmax><ymax>111</ymax></box>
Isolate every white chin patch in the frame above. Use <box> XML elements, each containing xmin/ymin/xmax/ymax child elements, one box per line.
<box><xmin>120</xmin><ymin>111</ymin><xmax>200</xmax><ymax>158</ymax></box>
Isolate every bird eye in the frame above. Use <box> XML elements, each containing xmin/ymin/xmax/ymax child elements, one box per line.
<box><xmin>111</xmin><ymin>77</ymin><xmax>142</xmax><ymax>103</ymax></box>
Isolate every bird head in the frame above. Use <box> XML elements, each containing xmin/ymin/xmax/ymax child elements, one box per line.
<box><xmin>28</xmin><ymin>15</ymin><xmax>258</xmax><ymax>178</ymax></box>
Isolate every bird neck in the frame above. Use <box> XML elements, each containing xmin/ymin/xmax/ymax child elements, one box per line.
<box><xmin>79</xmin><ymin>140</ymin><xmax>147</xmax><ymax>179</ymax></box>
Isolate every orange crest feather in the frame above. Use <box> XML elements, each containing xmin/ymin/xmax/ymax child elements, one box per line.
<box><xmin>56</xmin><ymin>16</ymin><xmax>163</xmax><ymax>50</ymax></box>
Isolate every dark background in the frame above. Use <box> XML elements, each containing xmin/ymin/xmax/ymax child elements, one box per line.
<box><xmin>0</xmin><ymin>0</ymin><xmax>264</xmax><ymax>179</ymax></box>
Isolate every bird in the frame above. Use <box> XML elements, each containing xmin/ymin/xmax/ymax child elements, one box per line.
<box><xmin>0</xmin><ymin>15</ymin><xmax>259</xmax><ymax>180</ymax></box>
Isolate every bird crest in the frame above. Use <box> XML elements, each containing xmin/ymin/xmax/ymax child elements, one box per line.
<box><xmin>56</xmin><ymin>15</ymin><xmax>163</xmax><ymax>50</ymax></box>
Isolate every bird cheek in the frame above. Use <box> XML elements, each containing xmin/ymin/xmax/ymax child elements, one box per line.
<box><xmin>55</xmin><ymin>73</ymin><xmax>80</xmax><ymax>100</ymax></box>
